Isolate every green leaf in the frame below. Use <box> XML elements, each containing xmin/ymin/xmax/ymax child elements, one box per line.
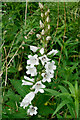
<box><xmin>44</xmin><ymin>88</ymin><xmax>60</xmax><ymax>96</ymax></box>
<box><xmin>10</xmin><ymin>79</ymin><xmax>30</xmax><ymax>97</ymax></box>
<box><xmin>52</xmin><ymin>100</ymin><xmax>70</xmax><ymax>116</ymax></box>
<box><xmin>63</xmin><ymin>81</ymin><xmax>75</xmax><ymax>95</ymax></box>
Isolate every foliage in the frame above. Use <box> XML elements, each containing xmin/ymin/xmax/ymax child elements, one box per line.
<box><xmin>2</xmin><ymin>2</ymin><xmax>79</xmax><ymax>119</ymax></box>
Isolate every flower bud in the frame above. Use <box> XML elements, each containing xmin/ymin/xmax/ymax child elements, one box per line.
<box><xmin>24</xmin><ymin>36</ymin><xmax>28</xmax><ymax>39</ymax></box>
<box><xmin>36</xmin><ymin>34</ymin><xmax>41</xmax><ymax>39</ymax></box>
<box><xmin>39</xmin><ymin>3</ymin><xmax>43</xmax><ymax>9</ymax></box>
<box><xmin>41</xmin><ymin>29</ymin><xmax>45</xmax><ymax>35</ymax></box>
<box><xmin>45</xmin><ymin>12</ymin><xmax>47</xmax><ymax>16</ymax></box>
<box><xmin>41</xmin><ymin>13</ymin><xmax>44</xmax><ymax>18</ymax></box>
<box><xmin>47</xmin><ymin>9</ymin><xmax>50</xmax><ymax>13</ymax></box>
<box><xmin>40</xmin><ymin>20</ymin><xmax>44</xmax><ymax>28</ymax></box>
<box><xmin>46</xmin><ymin>36</ymin><xmax>51</xmax><ymax>41</ymax></box>
<box><xmin>48</xmin><ymin>24</ymin><xmax>50</xmax><ymax>29</ymax></box>
<box><xmin>46</xmin><ymin>16</ymin><xmax>49</xmax><ymax>22</ymax></box>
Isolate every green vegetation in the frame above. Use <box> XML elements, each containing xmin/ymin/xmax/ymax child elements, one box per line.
<box><xmin>2</xmin><ymin>2</ymin><xmax>79</xmax><ymax>119</ymax></box>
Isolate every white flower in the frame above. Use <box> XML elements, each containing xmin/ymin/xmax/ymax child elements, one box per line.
<box><xmin>39</xmin><ymin>55</ymin><xmax>50</xmax><ymax>65</ymax></box>
<box><xmin>22</xmin><ymin>80</ymin><xmax>33</xmax><ymax>86</ymax></box>
<box><xmin>46</xmin><ymin>36</ymin><xmax>51</xmax><ymax>41</ymax></box>
<box><xmin>41</xmin><ymin>29</ymin><xmax>45</xmax><ymax>35</ymax></box>
<box><xmin>27</xmin><ymin>54</ymin><xmax>39</xmax><ymax>67</ymax></box>
<box><xmin>36</xmin><ymin>34</ymin><xmax>41</xmax><ymax>39</ymax></box>
<box><xmin>39</xmin><ymin>2</ymin><xmax>43</xmax><ymax>9</ymax></box>
<box><xmin>22</xmin><ymin>76</ymin><xmax>34</xmax><ymax>86</ymax></box>
<box><xmin>26</xmin><ymin>66</ymin><xmax>37</xmax><ymax>76</ymax></box>
<box><xmin>41</xmin><ymin>72</ymin><xmax>54</xmax><ymax>83</ymax></box>
<box><xmin>46</xmin><ymin>16</ymin><xmax>49</xmax><ymax>22</ymax></box>
<box><xmin>40</xmin><ymin>20</ymin><xmax>44</xmax><ymax>28</ymax></box>
<box><xmin>30</xmin><ymin>46</ymin><xmax>39</xmax><ymax>52</ymax></box>
<box><xmin>20</xmin><ymin>92</ymin><xmax>35</xmax><ymax>109</ymax></box>
<box><xmin>40</xmin><ymin>48</ymin><xmax>44</xmax><ymax>55</ymax></box>
<box><xmin>24</xmin><ymin>76</ymin><xmax>34</xmax><ymax>82</ymax></box>
<box><xmin>27</xmin><ymin>105</ymin><xmax>38</xmax><ymax>116</ymax></box>
<box><xmin>41</xmin><ymin>13</ymin><xmax>44</xmax><ymax>17</ymax></box>
<box><xmin>45</xmin><ymin>61</ymin><xmax>56</xmax><ymax>73</ymax></box>
<box><xmin>48</xmin><ymin>24</ymin><xmax>50</xmax><ymax>29</ymax></box>
<box><xmin>31</xmin><ymin>81</ymin><xmax>46</xmax><ymax>93</ymax></box>
<box><xmin>47</xmin><ymin>49</ymin><xmax>58</xmax><ymax>55</ymax></box>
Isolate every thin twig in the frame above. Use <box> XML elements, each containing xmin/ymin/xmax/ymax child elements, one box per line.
<box><xmin>7</xmin><ymin>42</ymin><xmax>23</xmax><ymax>68</ymax></box>
<box><xmin>2</xmin><ymin>30</ymin><xmax>21</xmax><ymax>67</ymax></box>
<box><xmin>4</xmin><ymin>47</ymin><xmax>7</xmax><ymax>86</ymax></box>
<box><xmin>54</xmin><ymin>0</ymin><xmax>59</xmax><ymax>38</ymax></box>
<box><xmin>25</xmin><ymin>0</ymin><xmax>28</xmax><ymax>26</ymax></box>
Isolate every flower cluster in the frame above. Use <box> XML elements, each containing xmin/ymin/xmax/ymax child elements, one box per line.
<box><xmin>20</xmin><ymin>3</ymin><xmax>58</xmax><ymax>116</ymax></box>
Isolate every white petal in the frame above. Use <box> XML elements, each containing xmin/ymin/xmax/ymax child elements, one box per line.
<box><xmin>22</xmin><ymin>80</ymin><xmax>33</xmax><ymax>85</ymax></box>
<box><xmin>28</xmin><ymin>55</ymin><xmax>32</xmax><ymax>58</ymax></box>
<box><xmin>47</xmin><ymin>49</ymin><xmax>58</xmax><ymax>55</ymax></box>
<box><xmin>42</xmin><ymin>79</ymin><xmax>46</xmax><ymax>82</ymax></box>
<box><xmin>30</xmin><ymin>46</ymin><xmax>39</xmax><ymax>52</ymax></box>
<box><xmin>27</xmin><ymin>60</ymin><xmax>30</xmax><ymax>64</ymax></box>
<box><xmin>24</xmin><ymin>76</ymin><xmax>34</xmax><ymax>82</ymax></box>
<box><xmin>34</xmin><ymin>111</ymin><xmax>37</xmax><ymax>115</ymax></box>
<box><xmin>47</xmin><ymin>79</ymin><xmax>51</xmax><ymax>82</ymax></box>
<box><xmin>39</xmin><ymin>89</ymin><xmax>44</xmax><ymax>93</ymax></box>
<box><xmin>40</xmin><ymin>48</ymin><xmax>44</xmax><ymax>55</ymax></box>
<box><xmin>42</xmin><ymin>84</ymin><xmax>46</xmax><ymax>88</ymax></box>
<box><xmin>26</xmin><ymin>70</ymin><xmax>30</xmax><ymax>74</ymax></box>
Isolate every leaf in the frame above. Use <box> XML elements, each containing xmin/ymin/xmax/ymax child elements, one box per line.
<box><xmin>44</xmin><ymin>88</ymin><xmax>60</xmax><ymax>96</ymax></box>
<box><xmin>63</xmin><ymin>81</ymin><xmax>75</xmax><ymax>95</ymax></box>
<box><xmin>10</xmin><ymin>79</ymin><xmax>30</xmax><ymax>97</ymax></box>
<box><xmin>52</xmin><ymin>100</ymin><xmax>70</xmax><ymax>116</ymax></box>
<box><xmin>67</xmin><ymin>104</ymin><xmax>75</xmax><ymax>118</ymax></box>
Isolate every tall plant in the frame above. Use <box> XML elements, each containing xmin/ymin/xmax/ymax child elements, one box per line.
<box><xmin>20</xmin><ymin>2</ymin><xmax>58</xmax><ymax>116</ymax></box>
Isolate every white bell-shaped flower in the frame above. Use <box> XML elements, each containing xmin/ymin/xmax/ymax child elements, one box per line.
<box><xmin>36</xmin><ymin>34</ymin><xmax>41</xmax><ymax>39</ymax></box>
<box><xmin>41</xmin><ymin>72</ymin><xmax>54</xmax><ymax>83</ymax></box>
<box><xmin>39</xmin><ymin>2</ymin><xmax>44</xmax><ymax>9</ymax></box>
<box><xmin>39</xmin><ymin>55</ymin><xmax>50</xmax><ymax>65</ymax></box>
<box><xmin>27</xmin><ymin>54</ymin><xmax>39</xmax><ymax>67</ymax></box>
<box><xmin>30</xmin><ymin>46</ymin><xmax>39</xmax><ymax>52</ymax></box>
<box><xmin>47</xmin><ymin>49</ymin><xmax>58</xmax><ymax>55</ymax></box>
<box><xmin>45</xmin><ymin>61</ymin><xmax>56</xmax><ymax>73</ymax></box>
<box><xmin>31</xmin><ymin>81</ymin><xmax>45</xmax><ymax>93</ymax></box>
<box><xmin>27</xmin><ymin>105</ymin><xmax>38</xmax><ymax>116</ymax></box>
<box><xmin>26</xmin><ymin>66</ymin><xmax>37</xmax><ymax>76</ymax></box>
<box><xmin>40</xmin><ymin>48</ymin><xmax>44</xmax><ymax>55</ymax></box>
<box><xmin>46</xmin><ymin>36</ymin><xmax>51</xmax><ymax>41</ymax></box>
<box><xmin>40</xmin><ymin>20</ymin><xmax>44</xmax><ymax>28</ymax></box>
<box><xmin>20</xmin><ymin>92</ymin><xmax>35</xmax><ymax>109</ymax></box>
